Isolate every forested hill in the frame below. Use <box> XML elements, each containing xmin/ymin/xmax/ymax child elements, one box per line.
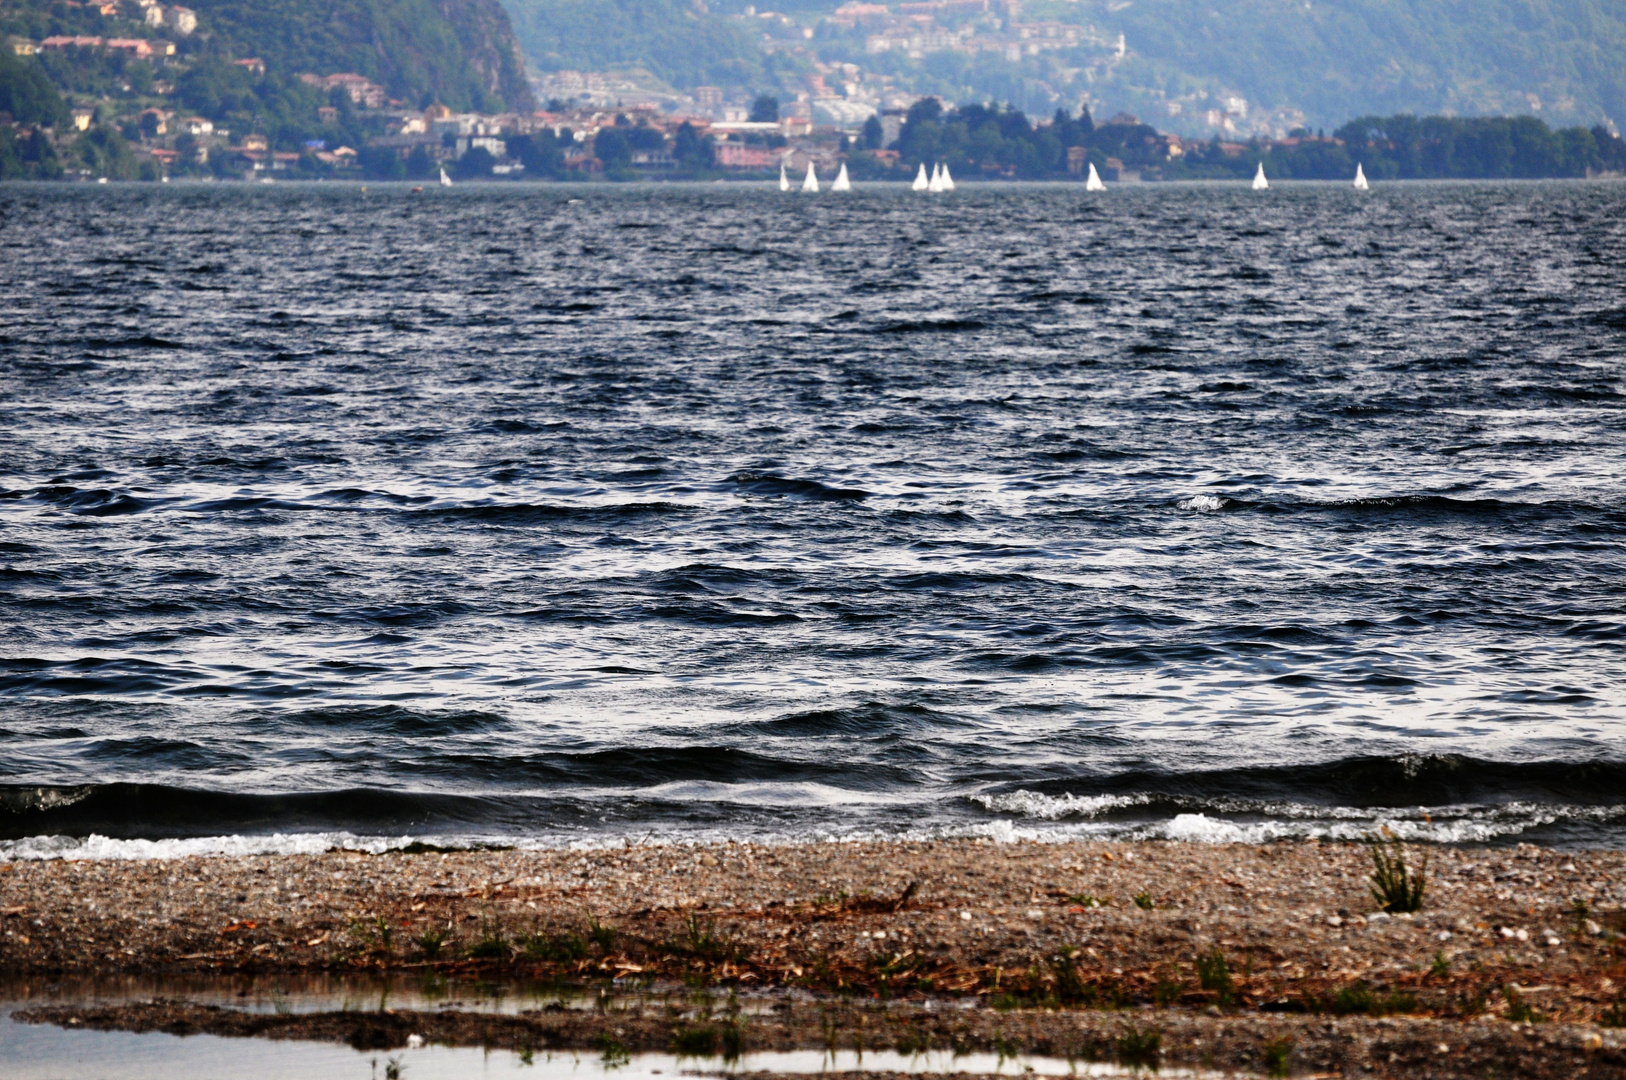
<box><xmin>0</xmin><ymin>0</ymin><xmax>535</xmax><ymax>113</ymax></box>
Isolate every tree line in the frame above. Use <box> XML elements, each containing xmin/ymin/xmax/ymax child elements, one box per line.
<box><xmin>870</xmin><ymin>97</ymin><xmax>1626</xmax><ymax>181</ymax></box>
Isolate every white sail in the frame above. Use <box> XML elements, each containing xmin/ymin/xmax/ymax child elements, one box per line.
<box><xmin>439</xmin><ymin>167</ymin><xmax>453</xmax><ymax>187</ymax></box>
<box><xmin>1251</xmin><ymin>162</ymin><xmax>1269</xmax><ymax>190</ymax></box>
<box><xmin>780</xmin><ymin>162</ymin><xmax>790</xmax><ymax>191</ymax></box>
<box><xmin>940</xmin><ymin>163</ymin><xmax>954</xmax><ymax>191</ymax></box>
<box><xmin>1353</xmin><ymin>162</ymin><xmax>1369</xmax><ymax>190</ymax></box>
<box><xmin>912</xmin><ymin>163</ymin><xmax>930</xmax><ymax>191</ymax></box>
<box><xmin>928</xmin><ymin>163</ymin><xmax>943</xmax><ymax>192</ymax></box>
<box><xmin>801</xmin><ymin>160</ymin><xmax>819</xmax><ymax>193</ymax></box>
<box><xmin>1085</xmin><ymin>162</ymin><xmax>1105</xmax><ymax>191</ymax></box>
<box><xmin>831</xmin><ymin>162</ymin><xmax>851</xmax><ymax>191</ymax></box>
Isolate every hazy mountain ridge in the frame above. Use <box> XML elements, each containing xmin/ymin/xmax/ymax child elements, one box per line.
<box><xmin>1093</xmin><ymin>0</ymin><xmax>1626</xmax><ymax>132</ymax></box>
<box><xmin>497</xmin><ymin>0</ymin><xmax>1626</xmax><ymax>131</ymax></box>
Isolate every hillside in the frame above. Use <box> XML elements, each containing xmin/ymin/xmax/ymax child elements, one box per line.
<box><xmin>0</xmin><ymin>0</ymin><xmax>535</xmax><ymax>113</ymax></box>
<box><xmin>1074</xmin><ymin>0</ymin><xmax>1626</xmax><ymax>134</ymax></box>
<box><xmin>496</xmin><ymin>0</ymin><xmax>1626</xmax><ymax>134</ymax></box>
<box><xmin>177</xmin><ymin>0</ymin><xmax>533</xmax><ymax>112</ymax></box>
<box><xmin>503</xmin><ymin>0</ymin><xmax>765</xmax><ymax>89</ymax></box>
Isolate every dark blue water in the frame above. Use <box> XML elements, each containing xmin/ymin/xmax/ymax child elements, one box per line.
<box><xmin>3</xmin><ymin>180</ymin><xmax>1625</xmax><ymax>856</ymax></box>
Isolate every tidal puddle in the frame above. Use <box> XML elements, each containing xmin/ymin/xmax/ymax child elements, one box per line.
<box><xmin>0</xmin><ymin>975</ymin><xmax>1254</xmax><ymax>1078</ymax></box>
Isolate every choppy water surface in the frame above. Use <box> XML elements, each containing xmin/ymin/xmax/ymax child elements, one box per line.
<box><xmin>2</xmin><ymin>180</ymin><xmax>1624</xmax><ymax>854</ymax></box>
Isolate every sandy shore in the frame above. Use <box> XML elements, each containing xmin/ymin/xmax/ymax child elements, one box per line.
<box><xmin>4</xmin><ymin>838</ymin><xmax>1626</xmax><ymax>1077</ymax></box>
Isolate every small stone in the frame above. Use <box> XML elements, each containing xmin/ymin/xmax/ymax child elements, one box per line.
<box><xmin>1436</xmin><ymin>1044</ymin><xmax>1450</xmax><ymax>1054</ymax></box>
<box><xmin>1584</xmin><ymin>1034</ymin><xmax>1603</xmax><ymax>1051</ymax></box>
<box><xmin>960</xmin><ymin>911</ymin><xmax>972</xmax><ymax>921</ymax></box>
<box><xmin>1437</xmin><ymin>930</ymin><xmax>1452</xmax><ymax>941</ymax></box>
<box><xmin>1327</xmin><ymin>915</ymin><xmax>1343</xmax><ymax>927</ymax></box>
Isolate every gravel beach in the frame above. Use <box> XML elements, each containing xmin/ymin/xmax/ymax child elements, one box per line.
<box><xmin>4</xmin><ymin>838</ymin><xmax>1625</xmax><ymax>1078</ymax></box>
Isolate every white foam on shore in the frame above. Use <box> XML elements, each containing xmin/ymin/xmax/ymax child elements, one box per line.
<box><xmin>3</xmin><ymin>796</ymin><xmax>1622</xmax><ymax>860</ymax></box>
<box><xmin>0</xmin><ymin>832</ymin><xmax>401</xmax><ymax>862</ymax></box>
<box><xmin>971</xmin><ymin>790</ymin><xmax>1152</xmax><ymax>819</ymax></box>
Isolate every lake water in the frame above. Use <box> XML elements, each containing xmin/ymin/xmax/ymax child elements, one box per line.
<box><xmin>2</xmin><ymin>179</ymin><xmax>1624</xmax><ymax>856</ymax></box>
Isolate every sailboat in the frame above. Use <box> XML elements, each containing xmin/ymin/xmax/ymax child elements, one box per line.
<box><xmin>801</xmin><ymin>160</ymin><xmax>819</xmax><ymax>193</ymax></box>
<box><xmin>1353</xmin><ymin>162</ymin><xmax>1369</xmax><ymax>190</ymax></box>
<box><xmin>927</xmin><ymin>163</ymin><xmax>943</xmax><ymax>192</ymax></box>
<box><xmin>939</xmin><ymin>163</ymin><xmax>955</xmax><ymax>191</ymax></box>
<box><xmin>1085</xmin><ymin>161</ymin><xmax>1106</xmax><ymax>191</ymax></box>
<box><xmin>439</xmin><ymin>166</ymin><xmax>453</xmax><ymax>187</ymax></box>
<box><xmin>831</xmin><ymin>162</ymin><xmax>851</xmax><ymax>191</ymax></box>
<box><xmin>1251</xmin><ymin>162</ymin><xmax>1269</xmax><ymax>190</ymax></box>
<box><xmin>912</xmin><ymin>163</ymin><xmax>930</xmax><ymax>191</ymax></box>
<box><xmin>780</xmin><ymin>162</ymin><xmax>790</xmax><ymax>191</ymax></box>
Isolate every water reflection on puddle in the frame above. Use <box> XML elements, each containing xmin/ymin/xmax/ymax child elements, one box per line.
<box><xmin>0</xmin><ymin>971</ymin><xmax>650</xmax><ymax>1016</ymax></box>
<box><xmin>0</xmin><ymin>976</ymin><xmax>1251</xmax><ymax>1079</ymax></box>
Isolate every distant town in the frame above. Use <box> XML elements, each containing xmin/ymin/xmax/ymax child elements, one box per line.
<box><xmin>2</xmin><ymin>0</ymin><xmax>1623</xmax><ymax>182</ymax></box>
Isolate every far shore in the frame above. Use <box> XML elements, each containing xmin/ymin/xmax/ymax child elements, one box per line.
<box><xmin>3</xmin><ymin>838</ymin><xmax>1624</xmax><ymax>1078</ymax></box>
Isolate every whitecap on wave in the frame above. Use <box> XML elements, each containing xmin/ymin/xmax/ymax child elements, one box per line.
<box><xmin>971</xmin><ymin>790</ymin><xmax>1152</xmax><ymax>819</ymax></box>
<box><xmin>968</xmin><ymin>787</ymin><xmax>1626</xmax><ymax>844</ymax></box>
<box><xmin>1177</xmin><ymin>494</ymin><xmax>1227</xmax><ymax>512</ymax></box>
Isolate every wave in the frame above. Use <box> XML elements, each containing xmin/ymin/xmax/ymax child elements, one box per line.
<box><xmin>727</xmin><ymin>473</ymin><xmax>869</xmax><ymax>501</ymax></box>
<box><xmin>979</xmin><ymin>754</ymin><xmax>1626</xmax><ymax>808</ymax></box>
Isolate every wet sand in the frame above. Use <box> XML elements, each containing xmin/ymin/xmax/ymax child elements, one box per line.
<box><xmin>4</xmin><ymin>838</ymin><xmax>1626</xmax><ymax>1078</ymax></box>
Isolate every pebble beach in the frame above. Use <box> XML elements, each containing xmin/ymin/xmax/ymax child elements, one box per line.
<box><xmin>4</xmin><ymin>838</ymin><xmax>1625</xmax><ymax>1078</ymax></box>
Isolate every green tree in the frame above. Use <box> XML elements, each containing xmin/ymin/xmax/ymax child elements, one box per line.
<box><xmin>454</xmin><ymin>145</ymin><xmax>495</xmax><ymax>178</ymax></box>
<box><xmin>861</xmin><ymin>113</ymin><xmax>883</xmax><ymax>149</ymax></box>
<box><xmin>0</xmin><ymin>49</ymin><xmax>67</xmax><ymax>127</ymax></box>
<box><xmin>749</xmin><ymin>93</ymin><xmax>779</xmax><ymax>123</ymax></box>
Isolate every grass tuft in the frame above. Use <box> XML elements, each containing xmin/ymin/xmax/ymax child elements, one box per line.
<box><xmin>414</xmin><ymin>928</ymin><xmax>447</xmax><ymax>959</ymax></box>
<box><xmin>1263</xmin><ymin>1036</ymin><xmax>1293</xmax><ymax>1078</ymax></box>
<box><xmin>467</xmin><ymin>932</ymin><xmax>509</xmax><ymax>960</ymax></box>
<box><xmin>1368</xmin><ymin>835</ymin><xmax>1427</xmax><ymax>913</ymax></box>
<box><xmin>1195</xmin><ymin>948</ymin><xmax>1235</xmax><ymax>1005</ymax></box>
<box><xmin>1114</xmin><ymin>1026</ymin><xmax>1161</xmax><ymax>1070</ymax></box>
<box><xmin>1153</xmin><ymin>978</ymin><xmax>1183</xmax><ymax>1008</ymax></box>
<box><xmin>1504</xmin><ymin>986</ymin><xmax>1543</xmax><ymax>1024</ymax></box>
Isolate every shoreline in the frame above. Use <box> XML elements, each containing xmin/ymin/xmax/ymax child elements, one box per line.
<box><xmin>4</xmin><ymin>838</ymin><xmax>1625</xmax><ymax>1077</ymax></box>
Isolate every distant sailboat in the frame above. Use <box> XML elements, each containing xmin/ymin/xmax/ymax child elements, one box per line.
<box><xmin>1353</xmin><ymin>162</ymin><xmax>1369</xmax><ymax>190</ymax></box>
<box><xmin>439</xmin><ymin>167</ymin><xmax>453</xmax><ymax>187</ymax></box>
<box><xmin>780</xmin><ymin>162</ymin><xmax>791</xmax><ymax>191</ymax></box>
<box><xmin>831</xmin><ymin>162</ymin><xmax>851</xmax><ymax>191</ymax></box>
<box><xmin>939</xmin><ymin>163</ymin><xmax>955</xmax><ymax>191</ymax></box>
<box><xmin>912</xmin><ymin>163</ymin><xmax>930</xmax><ymax>191</ymax></box>
<box><xmin>801</xmin><ymin>160</ymin><xmax>819</xmax><ymax>193</ymax></box>
<box><xmin>1085</xmin><ymin>161</ymin><xmax>1106</xmax><ymax>191</ymax></box>
<box><xmin>928</xmin><ymin>163</ymin><xmax>944</xmax><ymax>192</ymax></box>
<box><xmin>1251</xmin><ymin>162</ymin><xmax>1269</xmax><ymax>190</ymax></box>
